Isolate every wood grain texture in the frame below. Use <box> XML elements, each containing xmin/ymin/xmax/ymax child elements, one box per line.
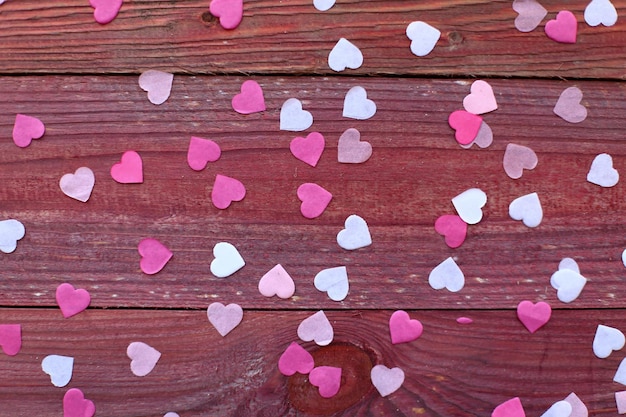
<box><xmin>0</xmin><ymin>1</ymin><xmax>623</xmax><ymax>78</ymax></box>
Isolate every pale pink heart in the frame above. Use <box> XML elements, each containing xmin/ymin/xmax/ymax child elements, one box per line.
<box><xmin>211</xmin><ymin>174</ymin><xmax>246</xmax><ymax>209</ymax></box>
<box><xmin>63</xmin><ymin>388</ymin><xmax>96</xmax><ymax>417</ymax></box>
<box><xmin>0</xmin><ymin>324</ymin><xmax>21</xmax><ymax>356</ymax></box>
<box><xmin>127</xmin><ymin>341</ymin><xmax>161</xmax><ymax>377</ymax></box>
<box><xmin>448</xmin><ymin>110</ymin><xmax>482</xmax><ymax>145</ymax></box>
<box><xmin>138</xmin><ymin>238</ymin><xmax>173</xmax><ymax>275</ymax></box>
<box><xmin>290</xmin><ymin>132</ymin><xmax>325</xmax><ymax>167</ymax></box>
<box><xmin>512</xmin><ymin>0</ymin><xmax>548</xmax><ymax>32</ymax></box>
<box><xmin>389</xmin><ymin>310</ymin><xmax>423</xmax><ymax>344</ymax></box>
<box><xmin>492</xmin><ymin>397</ymin><xmax>526</xmax><ymax>417</ymax></box>
<box><xmin>110</xmin><ymin>151</ymin><xmax>143</xmax><ymax>184</ymax></box>
<box><xmin>297</xmin><ymin>310</ymin><xmax>333</xmax><ymax>346</ymax></box>
<box><xmin>209</xmin><ymin>0</ymin><xmax>243</xmax><ymax>29</ymax></box>
<box><xmin>337</xmin><ymin>128</ymin><xmax>372</xmax><ymax>164</ymax></box>
<box><xmin>517</xmin><ymin>300</ymin><xmax>551</xmax><ymax>333</ymax></box>
<box><xmin>89</xmin><ymin>0</ymin><xmax>122</xmax><ymax>24</ymax></box>
<box><xmin>553</xmin><ymin>87</ymin><xmax>587</xmax><ymax>123</ymax></box>
<box><xmin>503</xmin><ymin>143</ymin><xmax>538</xmax><ymax>179</ymax></box>
<box><xmin>258</xmin><ymin>264</ymin><xmax>295</xmax><ymax>299</ymax></box>
<box><xmin>434</xmin><ymin>214</ymin><xmax>467</xmax><ymax>249</ymax></box>
<box><xmin>370</xmin><ymin>365</ymin><xmax>404</xmax><ymax>397</ymax></box>
<box><xmin>278</xmin><ymin>342</ymin><xmax>314</xmax><ymax>376</ymax></box>
<box><xmin>13</xmin><ymin>114</ymin><xmax>45</xmax><ymax>148</ymax></box>
<box><xmin>187</xmin><ymin>137</ymin><xmax>221</xmax><ymax>171</ymax></box>
<box><xmin>56</xmin><ymin>283</ymin><xmax>90</xmax><ymax>319</ymax></box>
<box><xmin>59</xmin><ymin>167</ymin><xmax>95</xmax><ymax>203</ymax></box>
<box><xmin>232</xmin><ymin>80</ymin><xmax>265</xmax><ymax>114</ymax></box>
<box><xmin>297</xmin><ymin>183</ymin><xmax>332</xmax><ymax>219</ymax></box>
<box><xmin>207</xmin><ymin>302</ymin><xmax>243</xmax><ymax>337</ymax></box>
<box><xmin>460</xmin><ymin>121</ymin><xmax>493</xmax><ymax>149</ymax></box>
<box><xmin>463</xmin><ymin>80</ymin><xmax>497</xmax><ymax>115</ymax></box>
<box><xmin>309</xmin><ymin>366</ymin><xmax>342</xmax><ymax>398</ymax></box>
<box><xmin>456</xmin><ymin>317</ymin><xmax>473</xmax><ymax>324</ymax></box>
<box><xmin>138</xmin><ymin>70</ymin><xmax>174</xmax><ymax>105</ymax></box>
<box><xmin>564</xmin><ymin>393</ymin><xmax>588</xmax><ymax>417</ymax></box>
<box><xmin>617</xmin><ymin>391</ymin><xmax>626</xmax><ymax>415</ymax></box>
<box><xmin>545</xmin><ymin>10</ymin><xmax>577</xmax><ymax>43</ymax></box>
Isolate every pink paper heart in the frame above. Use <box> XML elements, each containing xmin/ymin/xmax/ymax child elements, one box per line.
<box><xmin>0</xmin><ymin>324</ymin><xmax>21</xmax><ymax>356</ymax></box>
<box><xmin>553</xmin><ymin>87</ymin><xmax>587</xmax><ymax>123</ymax></box>
<box><xmin>258</xmin><ymin>264</ymin><xmax>295</xmax><ymax>299</ymax></box>
<box><xmin>60</xmin><ymin>167</ymin><xmax>95</xmax><ymax>203</ymax></box>
<box><xmin>209</xmin><ymin>0</ymin><xmax>243</xmax><ymax>30</ymax></box>
<box><xmin>309</xmin><ymin>366</ymin><xmax>342</xmax><ymax>398</ymax></box>
<box><xmin>110</xmin><ymin>151</ymin><xmax>143</xmax><ymax>184</ymax></box>
<box><xmin>63</xmin><ymin>388</ymin><xmax>96</xmax><ymax>417</ymax></box>
<box><xmin>512</xmin><ymin>0</ymin><xmax>548</xmax><ymax>32</ymax></box>
<box><xmin>517</xmin><ymin>300</ymin><xmax>551</xmax><ymax>333</ymax></box>
<box><xmin>337</xmin><ymin>128</ymin><xmax>372</xmax><ymax>163</ymax></box>
<box><xmin>290</xmin><ymin>132</ymin><xmax>325</xmax><ymax>167</ymax></box>
<box><xmin>492</xmin><ymin>397</ymin><xmax>525</xmax><ymax>417</ymax></box>
<box><xmin>278</xmin><ymin>342</ymin><xmax>314</xmax><ymax>376</ymax></box>
<box><xmin>448</xmin><ymin>110</ymin><xmax>482</xmax><ymax>145</ymax></box>
<box><xmin>463</xmin><ymin>80</ymin><xmax>497</xmax><ymax>115</ymax></box>
<box><xmin>460</xmin><ymin>121</ymin><xmax>493</xmax><ymax>149</ymax></box>
<box><xmin>89</xmin><ymin>0</ymin><xmax>123</xmax><ymax>25</ymax></box>
<box><xmin>297</xmin><ymin>183</ymin><xmax>332</xmax><ymax>219</ymax></box>
<box><xmin>297</xmin><ymin>310</ymin><xmax>334</xmax><ymax>346</ymax></box>
<box><xmin>138</xmin><ymin>238</ymin><xmax>173</xmax><ymax>275</ymax></box>
<box><xmin>187</xmin><ymin>137</ymin><xmax>221</xmax><ymax>171</ymax></box>
<box><xmin>232</xmin><ymin>80</ymin><xmax>265</xmax><ymax>114</ymax></box>
<box><xmin>56</xmin><ymin>283</ymin><xmax>91</xmax><ymax>319</ymax></box>
<box><xmin>211</xmin><ymin>174</ymin><xmax>246</xmax><ymax>209</ymax></box>
<box><xmin>138</xmin><ymin>70</ymin><xmax>174</xmax><ymax>105</ymax></box>
<box><xmin>389</xmin><ymin>310</ymin><xmax>423</xmax><ymax>344</ymax></box>
<box><xmin>127</xmin><ymin>341</ymin><xmax>161</xmax><ymax>377</ymax></box>
<box><xmin>545</xmin><ymin>10</ymin><xmax>577</xmax><ymax>44</ymax></box>
<box><xmin>13</xmin><ymin>114</ymin><xmax>45</xmax><ymax>148</ymax></box>
<box><xmin>434</xmin><ymin>215</ymin><xmax>467</xmax><ymax>248</ymax></box>
<box><xmin>207</xmin><ymin>302</ymin><xmax>243</xmax><ymax>337</ymax></box>
<box><xmin>503</xmin><ymin>143</ymin><xmax>538</xmax><ymax>179</ymax></box>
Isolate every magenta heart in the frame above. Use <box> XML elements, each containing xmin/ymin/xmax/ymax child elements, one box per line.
<box><xmin>545</xmin><ymin>10</ymin><xmax>577</xmax><ymax>44</ymax></box>
<box><xmin>290</xmin><ymin>132</ymin><xmax>325</xmax><ymax>167</ymax></box>
<box><xmin>13</xmin><ymin>114</ymin><xmax>45</xmax><ymax>148</ymax></box>
<box><xmin>187</xmin><ymin>137</ymin><xmax>221</xmax><ymax>171</ymax></box>
<box><xmin>309</xmin><ymin>366</ymin><xmax>342</xmax><ymax>398</ymax></box>
<box><xmin>232</xmin><ymin>80</ymin><xmax>265</xmax><ymax>114</ymax></box>
<box><xmin>89</xmin><ymin>0</ymin><xmax>123</xmax><ymax>25</ymax></box>
<box><xmin>278</xmin><ymin>342</ymin><xmax>315</xmax><ymax>376</ymax></box>
<box><xmin>211</xmin><ymin>174</ymin><xmax>246</xmax><ymax>209</ymax></box>
<box><xmin>209</xmin><ymin>0</ymin><xmax>243</xmax><ymax>30</ymax></box>
<box><xmin>56</xmin><ymin>283</ymin><xmax>91</xmax><ymax>319</ymax></box>
<box><xmin>110</xmin><ymin>151</ymin><xmax>143</xmax><ymax>184</ymax></box>
<box><xmin>297</xmin><ymin>183</ymin><xmax>332</xmax><ymax>219</ymax></box>
<box><xmin>138</xmin><ymin>238</ymin><xmax>173</xmax><ymax>275</ymax></box>
<box><xmin>63</xmin><ymin>388</ymin><xmax>96</xmax><ymax>417</ymax></box>
<box><xmin>492</xmin><ymin>397</ymin><xmax>526</xmax><ymax>417</ymax></box>
<box><xmin>434</xmin><ymin>214</ymin><xmax>467</xmax><ymax>248</ymax></box>
<box><xmin>0</xmin><ymin>324</ymin><xmax>21</xmax><ymax>356</ymax></box>
<box><xmin>517</xmin><ymin>300</ymin><xmax>551</xmax><ymax>333</ymax></box>
<box><xmin>448</xmin><ymin>110</ymin><xmax>482</xmax><ymax>145</ymax></box>
<box><xmin>389</xmin><ymin>310</ymin><xmax>423</xmax><ymax>344</ymax></box>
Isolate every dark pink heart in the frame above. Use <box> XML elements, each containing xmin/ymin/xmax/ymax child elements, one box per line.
<box><xmin>63</xmin><ymin>388</ymin><xmax>96</xmax><ymax>417</ymax></box>
<box><xmin>492</xmin><ymin>397</ymin><xmax>526</xmax><ymax>417</ymax></box>
<box><xmin>309</xmin><ymin>366</ymin><xmax>342</xmax><ymax>398</ymax></box>
<box><xmin>297</xmin><ymin>183</ymin><xmax>332</xmax><ymax>219</ymax></box>
<box><xmin>13</xmin><ymin>114</ymin><xmax>45</xmax><ymax>148</ymax></box>
<box><xmin>211</xmin><ymin>174</ymin><xmax>246</xmax><ymax>209</ymax></box>
<box><xmin>389</xmin><ymin>310</ymin><xmax>423</xmax><ymax>345</ymax></box>
<box><xmin>0</xmin><ymin>324</ymin><xmax>21</xmax><ymax>356</ymax></box>
<box><xmin>209</xmin><ymin>0</ymin><xmax>243</xmax><ymax>30</ymax></box>
<box><xmin>232</xmin><ymin>80</ymin><xmax>265</xmax><ymax>114</ymax></box>
<box><xmin>138</xmin><ymin>238</ymin><xmax>173</xmax><ymax>275</ymax></box>
<box><xmin>448</xmin><ymin>110</ymin><xmax>482</xmax><ymax>145</ymax></box>
<box><xmin>545</xmin><ymin>10</ymin><xmax>577</xmax><ymax>44</ymax></box>
<box><xmin>110</xmin><ymin>150</ymin><xmax>143</xmax><ymax>184</ymax></box>
<box><xmin>187</xmin><ymin>137</ymin><xmax>221</xmax><ymax>171</ymax></box>
<box><xmin>434</xmin><ymin>215</ymin><xmax>467</xmax><ymax>248</ymax></box>
<box><xmin>56</xmin><ymin>283</ymin><xmax>91</xmax><ymax>319</ymax></box>
<box><xmin>517</xmin><ymin>300</ymin><xmax>551</xmax><ymax>333</ymax></box>
<box><xmin>278</xmin><ymin>342</ymin><xmax>314</xmax><ymax>376</ymax></box>
<box><xmin>290</xmin><ymin>132</ymin><xmax>325</xmax><ymax>167</ymax></box>
<box><xmin>89</xmin><ymin>0</ymin><xmax>123</xmax><ymax>25</ymax></box>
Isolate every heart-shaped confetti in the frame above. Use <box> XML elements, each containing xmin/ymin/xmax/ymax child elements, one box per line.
<box><xmin>278</xmin><ymin>342</ymin><xmax>314</xmax><ymax>376</ymax></box>
<box><xmin>13</xmin><ymin>114</ymin><xmax>45</xmax><ymax>148</ymax></box>
<box><xmin>0</xmin><ymin>324</ymin><xmax>21</xmax><ymax>356</ymax></box>
<box><xmin>127</xmin><ymin>341</ymin><xmax>161</xmax><ymax>377</ymax></box>
<box><xmin>559</xmin><ymin>257</ymin><xmax>580</xmax><ymax>273</ymax></box>
<box><xmin>0</xmin><ymin>219</ymin><xmax>25</xmax><ymax>254</ymax></box>
<box><xmin>60</xmin><ymin>167</ymin><xmax>95</xmax><ymax>203</ymax></box>
<box><xmin>42</xmin><ymin>355</ymin><xmax>74</xmax><ymax>387</ymax></box>
<box><xmin>457</xmin><ymin>317</ymin><xmax>473</xmax><ymax>324</ymax></box>
<box><xmin>336</xmin><ymin>214</ymin><xmax>372</xmax><ymax>250</ymax></box>
<box><xmin>540</xmin><ymin>401</ymin><xmax>572</xmax><ymax>417</ymax></box>
<box><xmin>452</xmin><ymin>188</ymin><xmax>487</xmax><ymax>225</ymax></box>
<box><xmin>517</xmin><ymin>300</ymin><xmax>551</xmax><ymax>333</ymax></box>
<box><xmin>429</xmin><ymin>257</ymin><xmax>465</xmax><ymax>292</ymax></box>
<box><xmin>550</xmin><ymin>261</ymin><xmax>587</xmax><ymax>303</ymax></box>
<box><xmin>89</xmin><ymin>0</ymin><xmax>122</xmax><ymax>24</ymax></box>
<box><xmin>371</xmin><ymin>365</ymin><xmax>404</xmax><ymax>397</ymax></box>
<box><xmin>258</xmin><ymin>264</ymin><xmax>295</xmax><ymax>299</ymax></box>
<box><xmin>314</xmin><ymin>266</ymin><xmax>349</xmax><ymax>301</ymax></box>
<box><xmin>290</xmin><ymin>132</ymin><xmax>325</xmax><ymax>167</ymax></box>
<box><xmin>328</xmin><ymin>38</ymin><xmax>363</xmax><ymax>72</ymax></box>
<box><xmin>389</xmin><ymin>310</ymin><xmax>423</xmax><ymax>344</ymax></box>
<box><xmin>211</xmin><ymin>174</ymin><xmax>246</xmax><ymax>209</ymax></box>
<box><xmin>313</xmin><ymin>0</ymin><xmax>335</xmax><ymax>11</ymax></box>
<box><xmin>545</xmin><ymin>10</ymin><xmax>577</xmax><ymax>44</ymax></box>
<box><xmin>63</xmin><ymin>388</ymin><xmax>95</xmax><ymax>417</ymax></box>
<box><xmin>509</xmin><ymin>192</ymin><xmax>543</xmax><ymax>228</ymax></box>
<box><xmin>297</xmin><ymin>183</ymin><xmax>332</xmax><ymax>219</ymax></box>
<box><xmin>617</xmin><ymin>391</ymin><xmax>626</xmax><ymax>413</ymax></box>
<box><xmin>337</xmin><ymin>128</ymin><xmax>372</xmax><ymax>164</ymax></box>
<box><xmin>138</xmin><ymin>70</ymin><xmax>173</xmax><ymax>105</ymax></box>
<box><xmin>207</xmin><ymin>302</ymin><xmax>243</xmax><ymax>337</ymax></box>
<box><xmin>463</xmin><ymin>80</ymin><xmax>497</xmax><ymax>115</ymax></box>
<box><xmin>187</xmin><ymin>137</ymin><xmax>221</xmax><ymax>171</ymax></box>
<box><xmin>492</xmin><ymin>397</ymin><xmax>526</xmax><ymax>417</ymax></box>
<box><xmin>615</xmin><ymin>358</ymin><xmax>626</xmax><ymax>385</ymax></box>
<box><xmin>593</xmin><ymin>324</ymin><xmax>625</xmax><ymax>359</ymax></box>
<box><xmin>232</xmin><ymin>80</ymin><xmax>265</xmax><ymax>114</ymax></box>
<box><xmin>448</xmin><ymin>110</ymin><xmax>482</xmax><ymax>145</ymax></box>
<box><xmin>460</xmin><ymin>121</ymin><xmax>493</xmax><ymax>149</ymax></box>
<box><xmin>111</xmin><ymin>151</ymin><xmax>143</xmax><ymax>184</ymax></box>
<box><xmin>512</xmin><ymin>0</ymin><xmax>548</xmax><ymax>32</ymax></box>
<box><xmin>587</xmin><ymin>153</ymin><xmax>618</xmax><ymax>187</ymax></box>
<box><xmin>434</xmin><ymin>214</ymin><xmax>467</xmax><ymax>248</ymax></box>
<box><xmin>584</xmin><ymin>0</ymin><xmax>617</xmax><ymax>27</ymax></box>
<box><xmin>164</xmin><ymin>413</ymin><xmax>180</xmax><ymax>417</ymax></box>
<box><xmin>563</xmin><ymin>393</ymin><xmax>588</xmax><ymax>417</ymax></box>
<box><xmin>138</xmin><ymin>238</ymin><xmax>173</xmax><ymax>275</ymax></box>
<box><xmin>56</xmin><ymin>283</ymin><xmax>91</xmax><ymax>318</ymax></box>
<box><xmin>297</xmin><ymin>310</ymin><xmax>333</xmax><ymax>346</ymax></box>
<box><xmin>503</xmin><ymin>143</ymin><xmax>538</xmax><ymax>179</ymax></box>
<box><xmin>209</xmin><ymin>0</ymin><xmax>243</xmax><ymax>29</ymax></box>
<box><xmin>309</xmin><ymin>366</ymin><xmax>342</xmax><ymax>398</ymax></box>
<box><xmin>280</xmin><ymin>98</ymin><xmax>313</xmax><ymax>132</ymax></box>
<box><xmin>405</xmin><ymin>21</ymin><xmax>440</xmax><ymax>57</ymax></box>
<box><xmin>210</xmin><ymin>242</ymin><xmax>245</xmax><ymax>278</ymax></box>
<box><xmin>343</xmin><ymin>86</ymin><xmax>376</xmax><ymax>120</ymax></box>
<box><xmin>553</xmin><ymin>86</ymin><xmax>587</xmax><ymax>123</ymax></box>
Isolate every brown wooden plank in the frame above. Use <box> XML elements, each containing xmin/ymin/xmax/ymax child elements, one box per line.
<box><xmin>0</xmin><ymin>1</ymin><xmax>624</xmax><ymax>78</ymax></box>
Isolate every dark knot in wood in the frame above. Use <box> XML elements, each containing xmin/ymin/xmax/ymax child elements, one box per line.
<box><xmin>201</xmin><ymin>11</ymin><xmax>217</xmax><ymax>26</ymax></box>
<box><xmin>447</xmin><ymin>31</ymin><xmax>464</xmax><ymax>45</ymax></box>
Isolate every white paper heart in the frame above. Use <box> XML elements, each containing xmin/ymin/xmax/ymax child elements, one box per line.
<box><xmin>313</xmin><ymin>0</ymin><xmax>335</xmax><ymax>11</ymax></box>
<box><xmin>622</xmin><ymin>249</ymin><xmax>626</xmax><ymax>268</ymax></box>
<box><xmin>336</xmin><ymin>214</ymin><xmax>372</xmax><ymax>250</ymax></box>
<box><xmin>559</xmin><ymin>257</ymin><xmax>580</xmax><ymax>274</ymax></box>
<box><xmin>550</xmin><ymin>268</ymin><xmax>587</xmax><ymax>303</ymax></box>
<box><xmin>587</xmin><ymin>153</ymin><xmax>619</xmax><ymax>187</ymax></box>
<box><xmin>42</xmin><ymin>355</ymin><xmax>74</xmax><ymax>387</ymax></box>
<box><xmin>429</xmin><ymin>257</ymin><xmax>464</xmax><ymax>292</ymax></box>
<box><xmin>314</xmin><ymin>266</ymin><xmax>349</xmax><ymax>301</ymax></box>
<box><xmin>297</xmin><ymin>310</ymin><xmax>333</xmax><ymax>346</ymax></box>
<box><xmin>138</xmin><ymin>70</ymin><xmax>174</xmax><ymax>105</ymax></box>
<box><xmin>405</xmin><ymin>21</ymin><xmax>440</xmax><ymax>57</ymax></box>
<box><xmin>280</xmin><ymin>98</ymin><xmax>313</xmax><ymax>132</ymax></box>
<box><xmin>60</xmin><ymin>167</ymin><xmax>95</xmax><ymax>203</ymax></box>
<box><xmin>509</xmin><ymin>192</ymin><xmax>543</xmax><ymax>228</ymax></box>
<box><xmin>540</xmin><ymin>400</ymin><xmax>572</xmax><ymax>417</ymax></box>
<box><xmin>343</xmin><ymin>86</ymin><xmax>376</xmax><ymax>120</ymax></box>
<box><xmin>563</xmin><ymin>392</ymin><xmax>588</xmax><ymax>417</ymax></box>
<box><xmin>0</xmin><ymin>219</ymin><xmax>25</xmax><ymax>254</ymax></box>
<box><xmin>207</xmin><ymin>302</ymin><xmax>244</xmax><ymax>337</ymax></box>
<box><xmin>328</xmin><ymin>38</ymin><xmax>363</xmax><ymax>72</ymax></box>
<box><xmin>584</xmin><ymin>0</ymin><xmax>618</xmax><ymax>27</ymax></box>
<box><xmin>370</xmin><ymin>365</ymin><xmax>404</xmax><ymax>397</ymax></box>
<box><xmin>593</xmin><ymin>324</ymin><xmax>625</xmax><ymax>359</ymax></box>
<box><xmin>210</xmin><ymin>242</ymin><xmax>245</xmax><ymax>278</ymax></box>
<box><xmin>452</xmin><ymin>188</ymin><xmax>487</xmax><ymax>225</ymax></box>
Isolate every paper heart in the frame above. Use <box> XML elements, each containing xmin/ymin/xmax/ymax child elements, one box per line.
<box><xmin>309</xmin><ymin>366</ymin><xmax>342</xmax><ymax>398</ymax></box>
<box><xmin>0</xmin><ymin>324</ymin><xmax>21</xmax><ymax>356</ymax></box>
<box><xmin>258</xmin><ymin>264</ymin><xmax>295</xmax><ymax>299</ymax></box>
<box><xmin>138</xmin><ymin>238</ymin><xmax>173</xmax><ymax>275</ymax></box>
<box><xmin>448</xmin><ymin>110</ymin><xmax>482</xmax><ymax>145</ymax></box>
<box><xmin>164</xmin><ymin>413</ymin><xmax>180</xmax><ymax>417</ymax></box>
<box><xmin>457</xmin><ymin>317</ymin><xmax>473</xmax><ymax>324</ymax></box>
<box><xmin>593</xmin><ymin>324</ymin><xmax>625</xmax><ymax>359</ymax></box>
<box><xmin>280</xmin><ymin>98</ymin><xmax>313</xmax><ymax>132</ymax></box>
<box><xmin>209</xmin><ymin>0</ymin><xmax>243</xmax><ymax>30</ymax></box>
<box><xmin>297</xmin><ymin>183</ymin><xmax>332</xmax><ymax>219</ymax></box>
<box><xmin>278</xmin><ymin>342</ymin><xmax>314</xmax><ymax>376</ymax></box>
<box><xmin>336</xmin><ymin>214</ymin><xmax>372</xmax><ymax>250</ymax></box>
<box><xmin>89</xmin><ymin>0</ymin><xmax>122</xmax><ymax>24</ymax></box>
<box><xmin>585</xmin><ymin>0</ymin><xmax>618</xmax><ymax>27</ymax></box>
<box><xmin>463</xmin><ymin>80</ymin><xmax>497</xmax><ymax>115</ymax></box>
<box><xmin>550</xmin><ymin>267</ymin><xmax>587</xmax><ymax>303</ymax></box>
<box><xmin>554</xmin><ymin>86</ymin><xmax>587</xmax><ymax>123</ymax></box>
<box><xmin>429</xmin><ymin>257</ymin><xmax>465</xmax><ymax>292</ymax></box>
<box><xmin>545</xmin><ymin>10</ymin><xmax>577</xmax><ymax>44</ymax></box>
<box><xmin>297</xmin><ymin>310</ymin><xmax>333</xmax><ymax>346</ymax></box>
<box><xmin>56</xmin><ymin>283</ymin><xmax>91</xmax><ymax>318</ymax></box>
<box><xmin>187</xmin><ymin>136</ymin><xmax>221</xmax><ymax>171</ymax></box>
<box><xmin>0</xmin><ymin>219</ymin><xmax>25</xmax><ymax>254</ymax></box>
<box><xmin>540</xmin><ymin>401</ymin><xmax>572</xmax><ymax>417</ymax></box>
<box><xmin>63</xmin><ymin>388</ymin><xmax>95</xmax><ymax>417</ymax></box>
<box><xmin>452</xmin><ymin>188</ymin><xmax>487</xmax><ymax>225</ymax></box>
<box><xmin>138</xmin><ymin>70</ymin><xmax>173</xmax><ymax>105</ymax></box>
<box><xmin>559</xmin><ymin>257</ymin><xmax>580</xmax><ymax>273</ymax></box>
<box><xmin>232</xmin><ymin>80</ymin><xmax>265</xmax><ymax>114</ymax></box>
<box><xmin>13</xmin><ymin>114</ymin><xmax>45</xmax><ymax>148</ymax></box>
<box><xmin>110</xmin><ymin>150</ymin><xmax>143</xmax><ymax>184</ymax></box>
<box><xmin>328</xmin><ymin>38</ymin><xmax>363</xmax><ymax>72</ymax></box>
<box><xmin>492</xmin><ymin>397</ymin><xmax>526</xmax><ymax>417</ymax></box>
<box><xmin>460</xmin><ymin>121</ymin><xmax>493</xmax><ymax>149</ymax></box>
<box><xmin>290</xmin><ymin>132</ymin><xmax>325</xmax><ymax>167</ymax></box>
<box><xmin>314</xmin><ymin>266</ymin><xmax>349</xmax><ymax>301</ymax></box>
<box><xmin>389</xmin><ymin>310</ymin><xmax>423</xmax><ymax>344</ymax></box>
<box><xmin>617</xmin><ymin>391</ymin><xmax>626</xmax><ymax>413</ymax></box>
<box><xmin>60</xmin><ymin>167</ymin><xmax>95</xmax><ymax>203</ymax></box>
<box><xmin>615</xmin><ymin>358</ymin><xmax>626</xmax><ymax>385</ymax></box>
<box><xmin>313</xmin><ymin>0</ymin><xmax>335</xmax><ymax>11</ymax></box>
<box><xmin>42</xmin><ymin>355</ymin><xmax>74</xmax><ymax>387</ymax></box>
<box><xmin>517</xmin><ymin>300</ymin><xmax>551</xmax><ymax>333</ymax></box>
<box><xmin>337</xmin><ymin>128</ymin><xmax>372</xmax><ymax>163</ymax></box>
<box><xmin>563</xmin><ymin>393</ymin><xmax>588</xmax><ymax>417</ymax></box>
<box><xmin>434</xmin><ymin>214</ymin><xmax>467</xmax><ymax>248</ymax></box>
<box><xmin>127</xmin><ymin>341</ymin><xmax>161</xmax><ymax>377</ymax></box>
<box><xmin>405</xmin><ymin>21</ymin><xmax>440</xmax><ymax>57</ymax></box>
<box><xmin>212</xmin><ymin>174</ymin><xmax>246</xmax><ymax>209</ymax></box>
<box><xmin>587</xmin><ymin>153</ymin><xmax>618</xmax><ymax>187</ymax></box>
<box><xmin>513</xmin><ymin>0</ymin><xmax>548</xmax><ymax>32</ymax></box>
<box><xmin>370</xmin><ymin>365</ymin><xmax>404</xmax><ymax>397</ymax></box>
<box><xmin>503</xmin><ymin>143</ymin><xmax>538</xmax><ymax>179</ymax></box>
<box><xmin>207</xmin><ymin>302</ymin><xmax>243</xmax><ymax>336</ymax></box>
<box><xmin>343</xmin><ymin>86</ymin><xmax>376</xmax><ymax>120</ymax></box>
<box><xmin>509</xmin><ymin>192</ymin><xmax>543</xmax><ymax>228</ymax></box>
<box><xmin>210</xmin><ymin>242</ymin><xmax>245</xmax><ymax>278</ymax></box>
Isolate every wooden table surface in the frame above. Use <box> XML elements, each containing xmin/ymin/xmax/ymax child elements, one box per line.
<box><xmin>1</xmin><ymin>1</ymin><xmax>626</xmax><ymax>416</ymax></box>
